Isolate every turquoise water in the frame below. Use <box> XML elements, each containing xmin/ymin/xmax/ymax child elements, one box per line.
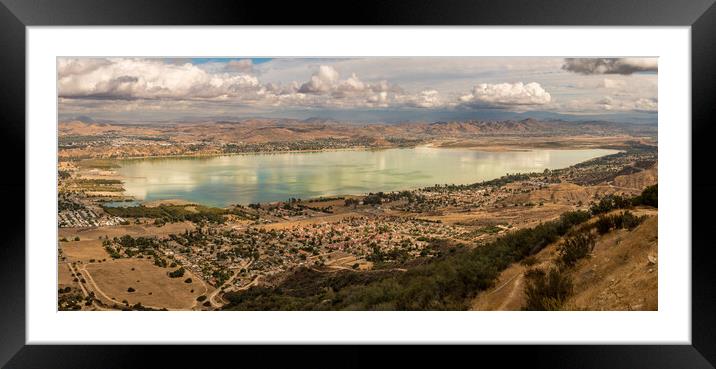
<box><xmin>116</xmin><ymin>147</ymin><xmax>617</xmax><ymax>207</ymax></box>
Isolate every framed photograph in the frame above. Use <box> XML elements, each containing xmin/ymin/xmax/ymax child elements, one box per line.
<box><xmin>3</xmin><ymin>0</ymin><xmax>715</xmax><ymax>367</ymax></box>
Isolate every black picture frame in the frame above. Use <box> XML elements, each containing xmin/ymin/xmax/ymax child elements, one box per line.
<box><xmin>1</xmin><ymin>0</ymin><xmax>714</xmax><ymax>367</ymax></box>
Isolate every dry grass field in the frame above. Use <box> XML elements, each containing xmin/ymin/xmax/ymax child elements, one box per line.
<box><xmin>59</xmin><ymin>221</ymin><xmax>195</xmax><ymax>241</ymax></box>
<box><xmin>259</xmin><ymin>211</ymin><xmax>363</xmax><ymax>231</ymax></box>
<box><xmin>418</xmin><ymin>203</ymin><xmax>575</xmax><ymax>232</ymax></box>
<box><xmin>60</xmin><ymin>240</ymin><xmax>110</xmax><ymax>262</ymax></box>
<box><xmin>83</xmin><ymin>258</ymin><xmax>211</xmax><ymax>310</ymax></box>
<box><xmin>58</xmin><ymin>262</ymin><xmax>76</xmax><ymax>286</ymax></box>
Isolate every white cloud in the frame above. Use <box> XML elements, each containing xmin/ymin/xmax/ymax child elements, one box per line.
<box><xmin>602</xmin><ymin>78</ymin><xmax>627</xmax><ymax>89</ymax></box>
<box><xmin>398</xmin><ymin>89</ymin><xmax>443</xmax><ymax>108</ymax></box>
<box><xmin>298</xmin><ymin>65</ymin><xmax>341</xmax><ymax>94</ymax></box>
<box><xmin>225</xmin><ymin>59</ymin><xmax>254</xmax><ymax>73</ymax></box>
<box><xmin>57</xmin><ymin>57</ymin><xmax>658</xmax><ymax>121</ymax></box>
<box><xmin>458</xmin><ymin>82</ymin><xmax>552</xmax><ymax>108</ymax></box>
<box><xmin>562</xmin><ymin>58</ymin><xmax>658</xmax><ymax>75</ymax></box>
<box><xmin>58</xmin><ymin>58</ymin><xmax>260</xmax><ymax>100</ymax></box>
<box><xmin>597</xmin><ymin>96</ymin><xmax>658</xmax><ymax>113</ymax></box>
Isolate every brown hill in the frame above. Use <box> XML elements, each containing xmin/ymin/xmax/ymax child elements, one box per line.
<box><xmin>565</xmin><ymin>215</ymin><xmax>657</xmax><ymax>310</ymax></box>
<box><xmin>613</xmin><ymin>164</ymin><xmax>658</xmax><ymax>190</ymax></box>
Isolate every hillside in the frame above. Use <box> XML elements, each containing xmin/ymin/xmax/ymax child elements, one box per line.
<box><xmin>471</xmin><ymin>210</ymin><xmax>657</xmax><ymax>311</ymax></box>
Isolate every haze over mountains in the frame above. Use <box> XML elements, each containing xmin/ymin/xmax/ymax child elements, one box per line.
<box><xmin>60</xmin><ymin>117</ymin><xmax>656</xmax><ymax>143</ymax></box>
<box><xmin>62</xmin><ymin>109</ymin><xmax>658</xmax><ymax>126</ymax></box>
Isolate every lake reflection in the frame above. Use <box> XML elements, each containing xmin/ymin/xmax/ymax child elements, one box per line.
<box><xmin>116</xmin><ymin>147</ymin><xmax>617</xmax><ymax>207</ymax></box>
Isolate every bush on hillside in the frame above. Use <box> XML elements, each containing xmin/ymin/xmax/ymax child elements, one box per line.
<box><xmin>557</xmin><ymin>232</ymin><xmax>596</xmax><ymax>267</ymax></box>
<box><xmin>590</xmin><ymin>194</ymin><xmax>632</xmax><ymax>215</ymax></box>
<box><xmin>523</xmin><ymin>267</ymin><xmax>573</xmax><ymax>311</ymax></box>
<box><xmin>632</xmin><ymin>185</ymin><xmax>657</xmax><ymax>208</ymax></box>
<box><xmin>595</xmin><ymin>211</ymin><xmax>646</xmax><ymax>235</ymax></box>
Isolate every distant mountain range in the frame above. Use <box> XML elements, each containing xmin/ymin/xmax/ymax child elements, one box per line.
<box><xmin>60</xmin><ymin>116</ymin><xmax>656</xmax><ymax>144</ymax></box>
<box><xmin>64</xmin><ymin>109</ymin><xmax>657</xmax><ymax>128</ymax></box>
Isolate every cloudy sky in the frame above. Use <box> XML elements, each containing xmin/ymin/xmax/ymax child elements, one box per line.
<box><xmin>57</xmin><ymin>57</ymin><xmax>658</xmax><ymax>124</ymax></box>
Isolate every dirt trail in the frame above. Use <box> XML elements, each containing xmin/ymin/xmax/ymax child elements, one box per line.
<box><xmin>64</xmin><ymin>262</ymin><xmax>110</xmax><ymax>310</ymax></box>
<box><xmin>471</xmin><ymin>260</ymin><xmax>540</xmax><ymax>311</ymax></box>
<box><xmin>497</xmin><ymin>275</ymin><xmax>523</xmax><ymax>310</ymax></box>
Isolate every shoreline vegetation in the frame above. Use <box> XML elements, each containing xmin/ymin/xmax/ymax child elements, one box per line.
<box><xmin>113</xmin><ymin>145</ymin><xmax>387</xmax><ymax>162</ymax></box>
<box><xmin>80</xmin><ymin>140</ymin><xmax>631</xmax><ymax>164</ymax></box>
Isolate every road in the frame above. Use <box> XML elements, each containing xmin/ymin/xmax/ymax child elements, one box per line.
<box><xmin>207</xmin><ymin>259</ymin><xmax>253</xmax><ymax>308</ymax></box>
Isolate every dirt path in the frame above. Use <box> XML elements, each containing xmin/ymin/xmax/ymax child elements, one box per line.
<box><xmin>497</xmin><ymin>274</ymin><xmax>523</xmax><ymax>310</ymax></box>
<box><xmin>471</xmin><ymin>264</ymin><xmax>528</xmax><ymax>311</ymax></box>
<box><xmin>65</xmin><ymin>262</ymin><xmax>110</xmax><ymax>310</ymax></box>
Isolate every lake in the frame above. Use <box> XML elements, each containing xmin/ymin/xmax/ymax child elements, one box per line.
<box><xmin>116</xmin><ymin>147</ymin><xmax>617</xmax><ymax>207</ymax></box>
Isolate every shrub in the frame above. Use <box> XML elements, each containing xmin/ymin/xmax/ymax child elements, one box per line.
<box><xmin>523</xmin><ymin>268</ymin><xmax>573</xmax><ymax>311</ymax></box>
<box><xmin>154</xmin><ymin>257</ymin><xmax>167</xmax><ymax>268</ymax></box>
<box><xmin>520</xmin><ymin>255</ymin><xmax>538</xmax><ymax>267</ymax></box>
<box><xmin>595</xmin><ymin>216</ymin><xmax>614</xmax><ymax>234</ymax></box>
<box><xmin>184</xmin><ymin>278</ymin><xmax>193</xmax><ymax>284</ymax></box>
<box><xmin>196</xmin><ymin>295</ymin><xmax>207</xmax><ymax>302</ymax></box>
<box><xmin>596</xmin><ymin>211</ymin><xmax>646</xmax><ymax>235</ymax></box>
<box><xmin>590</xmin><ymin>194</ymin><xmax>632</xmax><ymax>215</ymax></box>
<box><xmin>168</xmin><ymin>267</ymin><xmax>185</xmax><ymax>278</ymax></box>
<box><xmin>127</xmin><ymin>287</ymin><xmax>135</xmax><ymax>293</ymax></box>
<box><xmin>632</xmin><ymin>184</ymin><xmax>657</xmax><ymax>208</ymax></box>
<box><xmin>620</xmin><ymin>211</ymin><xmax>643</xmax><ymax>230</ymax></box>
<box><xmin>558</xmin><ymin>232</ymin><xmax>596</xmax><ymax>267</ymax></box>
